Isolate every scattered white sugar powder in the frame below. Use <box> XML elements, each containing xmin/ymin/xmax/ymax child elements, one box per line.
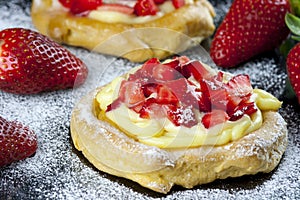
<box><xmin>1</xmin><ymin>0</ymin><xmax>300</xmax><ymax>199</ymax></box>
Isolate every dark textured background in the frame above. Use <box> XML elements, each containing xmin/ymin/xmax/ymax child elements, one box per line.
<box><xmin>0</xmin><ymin>0</ymin><xmax>300</xmax><ymax>199</ymax></box>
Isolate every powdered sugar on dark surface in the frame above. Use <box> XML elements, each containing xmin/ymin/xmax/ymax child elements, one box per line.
<box><xmin>0</xmin><ymin>0</ymin><xmax>300</xmax><ymax>199</ymax></box>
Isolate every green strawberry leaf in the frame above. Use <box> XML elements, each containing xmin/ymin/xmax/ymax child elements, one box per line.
<box><xmin>284</xmin><ymin>77</ymin><xmax>297</xmax><ymax>100</ymax></box>
<box><xmin>290</xmin><ymin>0</ymin><xmax>300</xmax><ymax>17</ymax></box>
<box><xmin>279</xmin><ymin>37</ymin><xmax>296</xmax><ymax>57</ymax></box>
<box><xmin>285</xmin><ymin>13</ymin><xmax>300</xmax><ymax>37</ymax></box>
<box><xmin>291</xmin><ymin>35</ymin><xmax>300</xmax><ymax>41</ymax></box>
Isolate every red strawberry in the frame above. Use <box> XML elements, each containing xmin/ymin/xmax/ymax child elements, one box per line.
<box><xmin>229</xmin><ymin>101</ymin><xmax>257</xmax><ymax>121</ymax></box>
<box><xmin>0</xmin><ymin>28</ymin><xmax>88</xmax><ymax>94</ymax></box>
<box><xmin>118</xmin><ymin>81</ymin><xmax>145</xmax><ymax>108</ymax></box>
<box><xmin>286</xmin><ymin>42</ymin><xmax>300</xmax><ymax>103</ymax></box>
<box><xmin>181</xmin><ymin>60</ymin><xmax>212</xmax><ymax>81</ymax></box>
<box><xmin>210</xmin><ymin>0</ymin><xmax>290</xmax><ymax>68</ymax></box>
<box><xmin>201</xmin><ymin>110</ymin><xmax>229</xmax><ymax>129</ymax></box>
<box><xmin>0</xmin><ymin>116</ymin><xmax>38</xmax><ymax>167</ymax></box>
<box><xmin>58</xmin><ymin>0</ymin><xmax>72</xmax><ymax>8</ymax></box>
<box><xmin>71</xmin><ymin>0</ymin><xmax>102</xmax><ymax>15</ymax></box>
<box><xmin>165</xmin><ymin>105</ymin><xmax>198</xmax><ymax>127</ymax></box>
<box><xmin>134</xmin><ymin>0</ymin><xmax>158</xmax><ymax>16</ymax></box>
<box><xmin>172</xmin><ymin>0</ymin><xmax>185</xmax><ymax>9</ymax></box>
<box><xmin>153</xmin><ymin>0</ymin><xmax>165</xmax><ymax>4</ymax></box>
<box><xmin>152</xmin><ymin>64</ymin><xmax>181</xmax><ymax>81</ymax></box>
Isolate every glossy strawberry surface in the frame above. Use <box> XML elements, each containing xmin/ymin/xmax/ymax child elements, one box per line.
<box><xmin>0</xmin><ymin>28</ymin><xmax>88</xmax><ymax>94</ymax></box>
<box><xmin>107</xmin><ymin>56</ymin><xmax>256</xmax><ymax>128</ymax></box>
<box><xmin>134</xmin><ymin>0</ymin><xmax>158</xmax><ymax>16</ymax></box>
<box><xmin>0</xmin><ymin>116</ymin><xmax>37</xmax><ymax>167</ymax></box>
<box><xmin>286</xmin><ymin>42</ymin><xmax>300</xmax><ymax>103</ymax></box>
<box><xmin>210</xmin><ymin>0</ymin><xmax>290</xmax><ymax>68</ymax></box>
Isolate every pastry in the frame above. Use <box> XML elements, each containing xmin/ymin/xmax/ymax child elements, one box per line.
<box><xmin>31</xmin><ymin>0</ymin><xmax>215</xmax><ymax>62</ymax></box>
<box><xmin>70</xmin><ymin>56</ymin><xmax>288</xmax><ymax>193</ymax></box>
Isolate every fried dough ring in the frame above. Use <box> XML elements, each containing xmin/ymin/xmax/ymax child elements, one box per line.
<box><xmin>70</xmin><ymin>86</ymin><xmax>287</xmax><ymax>194</ymax></box>
<box><xmin>31</xmin><ymin>0</ymin><xmax>215</xmax><ymax>62</ymax></box>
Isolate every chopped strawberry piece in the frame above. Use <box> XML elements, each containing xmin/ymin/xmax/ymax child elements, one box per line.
<box><xmin>70</xmin><ymin>0</ymin><xmax>102</xmax><ymax>15</ymax></box>
<box><xmin>201</xmin><ymin>110</ymin><xmax>229</xmax><ymax>129</ymax></box>
<box><xmin>197</xmin><ymin>80</ymin><xmax>212</xmax><ymax>112</ymax></box>
<box><xmin>172</xmin><ymin>0</ymin><xmax>185</xmax><ymax>9</ymax></box>
<box><xmin>142</xmin><ymin>83</ymin><xmax>158</xmax><ymax>97</ymax></box>
<box><xmin>106</xmin><ymin>97</ymin><xmax>122</xmax><ymax>112</ymax></box>
<box><xmin>163</xmin><ymin>58</ymin><xmax>180</xmax><ymax>70</ymax></box>
<box><xmin>152</xmin><ymin>64</ymin><xmax>181</xmax><ymax>81</ymax></box>
<box><xmin>140</xmin><ymin>102</ymin><xmax>168</xmax><ymax>119</ymax></box>
<box><xmin>118</xmin><ymin>81</ymin><xmax>145</xmax><ymax>108</ymax></box>
<box><xmin>134</xmin><ymin>0</ymin><xmax>158</xmax><ymax>16</ymax></box>
<box><xmin>225</xmin><ymin>74</ymin><xmax>253</xmax><ymax>98</ymax></box>
<box><xmin>166</xmin><ymin>105</ymin><xmax>198</xmax><ymax>127</ymax></box>
<box><xmin>229</xmin><ymin>101</ymin><xmax>257</xmax><ymax>121</ymax></box>
<box><xmin>141</xmin><ymin>82</ymin><xmax>179</xmax><ymax>105</ymax></box>
<box><xmin>156</xmin><ymin>85</ymin><xmax>178</xmax><ymax>104</ymax></box>
<box><xmin>97</xmin><ymin>4</ymin><xmax>134</xmax><ymax>15</ymax></box>
<box><xmin>154</xmin><ymin>0</ymin><xmax>166</xmax><ymax>4</ymax></box>
<box><xmin>58</xmin><ymin>0</ymin><xmax>73</xmax><ymax>8</ymax></box>
<box><xmin>209</xmin><ymin>88</ymin><xmax>228</xmax><ymax>110</ymax></box>
<box><xmin>181</xmin><ymin>60</ymin><xmax>212</xmax><ymax>81</ymax></box>
<box><xmin>129</xmin><ymin>58</ymin><xmax>160</xmax><ymax>81</ymax></box>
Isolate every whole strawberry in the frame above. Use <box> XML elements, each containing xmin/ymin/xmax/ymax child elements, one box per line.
<box><xmin>286</xmin><ymin>43</ymin><xmax>300</xmax><ymax>103</ymax></box>
<box><xmin>285</xmin><ymin>13</ymin><xmax>300</xmax><ymax>104</ymax></box>
<box><xmin>210</xmin><ymin>0</ymin><xmax>290</xmax><ymax>68</ymax></box>
<box><xmin>0</xmin><ymin>28</ymin><xmax>88</xmax><ymax>94</ymax></box>
<box><xmin>0</xmin><ymin>116</ymin><xmax>38</xmax><ymax>167</ymax></box>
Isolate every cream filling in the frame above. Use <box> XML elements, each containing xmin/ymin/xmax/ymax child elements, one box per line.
<box><xmin>96</xmin><ymin>74</ymin><xmax>282</xmax><ymax>149</ymax></box>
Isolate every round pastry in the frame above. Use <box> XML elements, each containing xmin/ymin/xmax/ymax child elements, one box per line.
<box><xmin>31</xmin><ymin>0</ymin><xmax>215</xmax><ymax>62</ymax></box>
<box><xmin>70</xmin><ymin>56</ymin><xmax>288</xmax><ymax>193</ymax></box>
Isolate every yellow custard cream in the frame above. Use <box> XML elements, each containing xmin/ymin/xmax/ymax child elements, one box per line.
<box><xmin>88</xmin><ymin>0</ymin><xmax>194</xmax><ymax>24</ymax></box>
<box><xmin>95</xmin><ymin>75</ymin><xmax>282</xmax><ymax>149</ymax></box>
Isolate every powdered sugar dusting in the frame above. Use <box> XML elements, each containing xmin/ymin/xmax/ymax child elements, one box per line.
<box><xmin>1</xmin><ymin>0</ymin><xmax>300</xmax><ymax>199</ymax></box>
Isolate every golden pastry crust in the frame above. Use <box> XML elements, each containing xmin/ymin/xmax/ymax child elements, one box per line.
<box><xmin>31</xmin><ymin>0</ymin><xmax>215</xmax><ymax>62</ymax></box>
<box><xmin>70</xmin><ymin>86</ymin><xmax>288</xmax><ymax>194</ymax></box>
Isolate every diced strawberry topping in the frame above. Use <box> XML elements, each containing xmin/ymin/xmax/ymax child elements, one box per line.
<box><xmin>172</xmin><ymin>0</ymin><xmax>185</xmax><ymax>9</ymax></box>
<box><xmin>134</xmin><ymin>0</ymin><xmax>158</xmax><ymax>16</ymax></box>
<box><xmin>118</xmin><ymin>81</ymin><xmax>145</xmax><ymax>108</ymax></box>
<box><xmin>166</xmin><ymin>105</ymin><xmax>198</xmax><ymax>127</ymax></box>
<box><xmin>107</xmin><ymin>56</ymin><xmax>256</xmax><ymax>129</ymax></box>
<box><xmin>229</xmin><ymin>101</ymin><xmax>257</xmax><ymax>121</ymax></box>
<box><xmin>181</xmin><ymin>61</ymin><xmax>212</xmax><ymax>81</ymax></box>
<box><xmin>152</xmin><ymin>64</ymin><xmax>181</xmax><ymax>81</ymax></box>
<box><xmin>70</xmin><ymin>0</ymin><xmax>102</xmax><ymax>15</ymax></box>
<box><xmin>153</xmin><ymin>0</ymin><xmax>166</xmax><ymax>4</ymax></box>
<box><xmin>201</xmin><ymin>110</ymin><xmax>229</xmax><ymax>129</ymax></box>
<box><xmin>58</xmin><ymin>0</ymin><xmax>72</xmax><ymax>8</ymax></box>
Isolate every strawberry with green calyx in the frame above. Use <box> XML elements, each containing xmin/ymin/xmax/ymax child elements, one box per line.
<box><xmin>210</xmin><ymin>0</ymin><xmax>290</xmax><ymax>68</ymax></box>
<box><xmin>284</xmin><ymin>12</ymin><xmax>300</xmax><ymax>103</ymax></box>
